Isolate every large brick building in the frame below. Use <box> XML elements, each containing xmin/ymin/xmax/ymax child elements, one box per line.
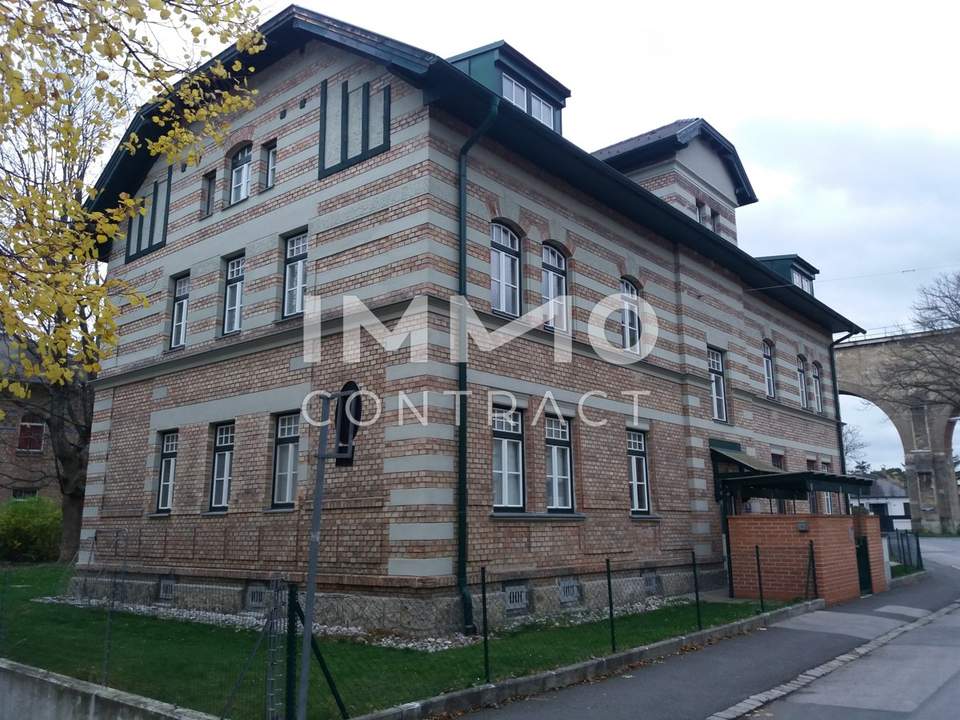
<box><xmin>80</xmin><ymin>6</ymin><xmax>864</xmax><ymax>632</ymax></box>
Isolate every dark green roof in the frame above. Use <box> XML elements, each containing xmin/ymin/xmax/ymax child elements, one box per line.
<box><xmin>91</xmin><ymin>4</ymin><xmax>863</xmax><ymax>335</ymax></box>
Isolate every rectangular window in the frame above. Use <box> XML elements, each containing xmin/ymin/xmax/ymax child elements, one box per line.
<box><xmin>210</xmin><ymin>423</ymin><xmax>234</xmax><ymax>510</ymax></box>
<box><xmin>792</xmin><ymin>268</ymin><xmax>814</xmax><ymax>294</ymax></box>
<box><xmin>126</xmin><ymin>166</ymin><xmax>173</xmax><ymax>261</ymax></box>
<box><xmin>230</xmin><ymin>146</ymin><xmax>252</xmax><ymax>204</ymax></box>
<box><xmin>812</xmin><ymin>364</ymin><xmax>824</xmax><ymax>413</ymax></box>
<box><xmin>530</xmin><ymin>93</ymin><xmax>554</xmax><ymax>129</ymax></box>
<box><xmin>170</xmin><ymin>275</ymin><xmax>190</xmax><ymax>348</ymax></box>
<box><xmin>696</xmin><ymin>201</ymin><xmax>706</xmax><ymax>224</ymax></box>
<box><xmin>12</xmin><ymin>488</ymin><xmax>38</xmax><ymax>500</ymax></box>
<box><xmin>707</xmin><ymin>348</ymin><xmax>727</xmax><ymax>421</ymax></box>
<box><xmin>272</xmin><ymin>413</ymin><xmax>300</xmax><ymax>507</ymax></box>
<box><xmin>201</xmin><ymin>171</ymin><xmax>216</xmax><ymax>217</ymax></box>
<box><xmin>223</xmin><ymin>255</ymin><xmax>244</xmax><ymax>334</ymax></box>
<box><xmin>710</xmin><ymin>209</ymin><xmax>720</xmax><ymax>232</ymax></box>
<box><xmin>824</xmin><ymin>492</ymin><xmax>834</xmax><ymax>514</ymax></box>
<box><xmin>771</xmin><ymin>453</ymin><xmax>785</xmax><ymax>470</ymax></box>
<box><xmin>628</xmin><ymin>430</ymin><xmax>650</xmax><ymax>514</ymax></box>
<box><xmin>797</xmin><ymin>356</ymin><xmax>809</xmax><ymax>409</ymax></box>
<box><xmin>545</xmin><ymin>417</ymin><xmax>572</xmax><ymax>511</ymax></box>
<box><xmin>763</xmin><ymin>341</ymin><xmax>776</xmax><ymax>397</ymax></box>
<box><xmin>157</xmin><ymin>431</ymin><xmax>178</xmax><ymax>512</ymax></box>
<box><xmin>502</xmin><ymin>73</ymin><xmax>527</xmax><ymax>110</ymax></box>
<box><xmin>261</xmin><ymin>140</ymin><xmax>277</xmax><ymax>190</ymax></box>
<box><xmin>541</xmin><ymin>246</ymin><xmax>567</xmax><ymax>331</ymax></box>
<box><xmin>283</xmin><ymin>233</ymin><xmax>308</xmax><ymax>317</ymax></box>
<box><xmin>490</xmin><ymin>224</ymin><xmax>521</xmax><ymax>316</ymax></box>
<box><xmin>16</xmin><ymin>415</ymin><xmax>44</xmax><ymax>452</ymax></box>
<box><xmin>492</xmin><ymin>409</ymin><xmax>524</xmax><ymax>510</ymax></box>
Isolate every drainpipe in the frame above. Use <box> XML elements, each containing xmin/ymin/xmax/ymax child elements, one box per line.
<box><xmin>830</xmin><ymin>330</ymin><xmax>857</xmax><ymax>511</ymax></box>
<box><xmin>456</xmin><ymin>96</ymin><xmax>500</xmax><ymax>634</ymax></box>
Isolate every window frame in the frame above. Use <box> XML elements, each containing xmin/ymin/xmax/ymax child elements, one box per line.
<box><xmin>502</xmin><ymin>73</ymin><xmax>527</xmax><ymax>111</ymax></box>
<box><xmin>12</xmin><ymin>488</ymin><xmax>38</xmax><ymax>500</ymax></box>
<box><xmin>490</xmin><ymin>223</ymin><xmax>521</xmax><ymax>317</ymax></box>
<box><xmin>201</xmin><ymin>170</ymin><xmax>216</xmax><ymax>217</ymax></box>
<box><xmin>530</xmin><ymin>92</ymin><xmax>554</xmax><ymax>129</ymax></box>
<box><xmin>16</xmin><ymin>414</ymin><xmax>44</xmax><ymax>452</ymax></box>
<box><xmin>545</xmin><ymin>416</ymin><xmax>573</xmax><ymax>512</ymax></box>
<box><xmin>812</xmin><ymin>362</ymin><xmax>824</xmax><ymax>413</ymax></box>
<box><xmin>620</xmin><ymin>279</ymin><xmax>641</xmax><ymax>354</ymax></box>
<box><xmin>491</xmin><ymin>408</ymin><xmax>525</xmax><ymax>512</ymax></box>
<box><xmin>222</xmin><ymin>254</ymin><xmax>245</xmax><ymax>334</ymax></box>
<box><xmin>229</xmin><ymin>145</ymin><xmax>252</xmax><ymax>205</ymax></box>
<box><xmin>707</xmin><ymin>348</ymin><xmax>727</xmax><ymax>422</ymax></box>
<box><xmin>541</xmin><ymin>245</ymin><xmax>568</xmax><ymax>332</ymax></box>
<box><xmin>156</xmin><ymin>430</ymin><xmax>178</xmax><ymax>513</ymax></box>
<box><xmin>628</xmin><ymin>430</ymin><xmax>650</xmax><ymax>514</ymax></box>
<box><xmin>272</xmin><ymin>413</ymin><xmax>300</xmax><ymax>508</ymax></box>
<box><xmin>209</xmin><ymin>422</ymin><xmax>235</xmax><ymax>511</ymax></box>
<box><xmin>762</xmin><ymin>340</ymin><xmax>777</xmax><ymax>398</ymax></box>
<box><xmin>282</xmin><ymin>233</ymin><xmax>308</xmax><ymax>318</ymax></box>
<box><xmin>125</xmin><ymin>165</ymin><xmax>173</xmax><ymax>262</ymax></box>
<box><xmin>797</xmin><ymin>355</ymin><xmax>809</xmax><ymax>409</ymax></box>
<box><xmin>261</xmin><ymin>140</ymin><xmax>278</xmax><ymax>191</ymax></box>
<box><xmin>170</xmin><ymin>274</ymin><xmax>190</xmax><ymax>349</ymax></box>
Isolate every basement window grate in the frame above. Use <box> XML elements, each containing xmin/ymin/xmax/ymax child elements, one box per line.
<box><xmin>557</xmin><ymin>577</ymin><xmax>581</xmax><ymax>604</ymax></box>
<box><xmin>246</xmin><ymin>584</ymin><xmax>268</xmax><ymax>610</ymax></box>
<box><xmin>504</xmin><ymin>582</ymin><xmax>530</xmax><ymax>613</ymax></box>
<box><xmin>159</xmin><ymin>577</ymin><xmax>175</xmax><ymax>602</ymax></box>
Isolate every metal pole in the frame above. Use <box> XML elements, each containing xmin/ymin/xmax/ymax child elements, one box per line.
<box><xmin>285</xmin><ymin>584</ymin><xmax>297</xmax><ymax>720</ymax></box>
<box><xmin>297</xmin><ymin>394</ymin><xmax>331</xmax><ymax>720</ymax></box>
<box><xmin>606</xmin><ymin>558</ymin><xmax>616</xmax><ymax>652</ymax></box>
<box><xmin>691</xmin><ymin>549</ymin><xmax>702</xmax><ymax>631</ymax></box>
<box><xmin>755</xmin><ymin>545</ymin><xmax>765</xmax><ymax>613</ymax></box>
<box><xmin>810</xmin><ymin>540</ymin><xmax>819</xmax><ymax>598</ymax></box>
<box><xmin>915</xmin><ymin>532</ymin><xmax>924</xmax><ymax>570</ymax></box>
<box><xmin>294</xmin><ymin>600</ymin><xmax>349</xmax><ymax>719</ymax></box>
<box><xmin>481</xmin><ymin>567</ymin><xmax>490</xmax><ymax>684</ymax></box>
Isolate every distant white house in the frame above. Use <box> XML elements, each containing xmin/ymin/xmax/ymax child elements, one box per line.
<box><xmin>849</xmin><ymin>476</ymin><xmax>911</xmax><ymax>531</ymax></box>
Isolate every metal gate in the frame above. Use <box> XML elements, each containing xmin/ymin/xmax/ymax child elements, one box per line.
<box><xmin>855</xmin><ymin>537</ymin><xmax>873</xmax><ymax>594</ymax></box>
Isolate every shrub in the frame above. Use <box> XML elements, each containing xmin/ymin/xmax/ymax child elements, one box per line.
<box><xmin>0</xmin><ymin>496</ymin><xmax>62</xmax><ymax>562</ymax></box>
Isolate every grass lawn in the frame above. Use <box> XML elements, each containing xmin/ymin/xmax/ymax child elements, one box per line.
<box><xmin>1</xmin><ymin>564</ymin><xmax>771</xmax><ymax>719</ymax></box>
<box><xmin>891</xmin><ymin>563</ymin><xmax>922</xmax><ymax>578</ymax></box>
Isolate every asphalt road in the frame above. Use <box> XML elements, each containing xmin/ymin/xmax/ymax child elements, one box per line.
<box><xmin>468</xmin><ymin>538</ymin><xmax>960</xmax><ymax>720</ymax></box>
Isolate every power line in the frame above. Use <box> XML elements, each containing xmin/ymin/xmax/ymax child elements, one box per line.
<box><xmin>744</xmin><ymin>261</ymin><xmax>960</xmax><ymax>293</ymax></box>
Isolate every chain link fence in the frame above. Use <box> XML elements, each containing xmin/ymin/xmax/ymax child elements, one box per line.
<box><xmin>2</xmin><ymin>545</ymin><xmax>776</xmax><ymax>720</ymax></box>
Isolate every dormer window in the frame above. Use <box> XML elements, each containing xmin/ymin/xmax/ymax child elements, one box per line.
<box><xmin>791</xmin><ymin>267</ymin><xmax>814</xmax><ymax>294</ymax></box>
<box><xmin>502</xmin><ymin>73</ymin><xmax>527</xmax><ymax>110</ymax></box>
<box><xmin>530</xmin><ymin>93</ymin><xmax>554</xmax><ymax>129</ymax></box>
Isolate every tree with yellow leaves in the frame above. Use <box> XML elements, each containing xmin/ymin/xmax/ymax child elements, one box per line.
<box><xmin>0</xmin><ymin>0</ymin><xmax>265</xmax><ymax>559</ymax></box>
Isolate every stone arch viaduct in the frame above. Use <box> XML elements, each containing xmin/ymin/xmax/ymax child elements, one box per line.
<box><xmin>835</xmin><ymin>331</ymin><xmax>960</xmax><ymax>534</ymax></box>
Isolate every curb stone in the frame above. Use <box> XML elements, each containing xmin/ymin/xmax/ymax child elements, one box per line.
<box><xmin>351</xmin><ymin>599</ymin><xmax>825</xmax><ymax>720</ymax></box>
<box><xmin>704</xmin><ymin>598</ymin><xmax>960</xmax><ymax>720</ymax></box>
<box><xmin>888</xmin><ymin>569</ymin><xmax>927</xmax><ymax>589</ymax></box>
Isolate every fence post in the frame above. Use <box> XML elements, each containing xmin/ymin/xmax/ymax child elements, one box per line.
<box><xmin>605</xmin><ymin>558</ymin><xmax>616</xmax><ymax>653</ymax></box>
<box><xmin>754</xmin><ymin>545</ymin><xmax>765</xmax><ymax>614</ymax></box>
<box><xmin>691</xmin><ymin>549</ymin><xmax>702</xmax><ymax>631</ymax></box>
<box><xmin>898</xmin><ymin>531</ymin><xmax>906</xmax><ymax>566</ymax></box>
<box><xmin>481</xmin><ymin>567</ymin><xmax>490</xmax><ymax>684</ymax></box>
<box><xmin>809</xmin><ymin>540</ymin><xmax>819</xmax><ymax>598</ymax></box>
<box><xmin>286</xmin><ymin>584</ymin><xmax>298</xmax><ymax>720</ymax></box>
<box><xmin>915</xmin><ymin>532</ymin><xmax>924</xmax><ymax>570</ymax></box>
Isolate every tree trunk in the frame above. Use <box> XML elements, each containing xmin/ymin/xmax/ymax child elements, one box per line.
<box><xmin>59</xmin><ymin>491</ymin><xmax>84</xmax><ymax>562</ymax></box>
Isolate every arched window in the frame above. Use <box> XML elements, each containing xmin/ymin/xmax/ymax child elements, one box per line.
<box><xmin>230</xmin><ymin>145</ymin><xmax>252</xmax><ymax>204</ymax></box>
<box><xmin>620</xmin><ymin>279</ymin><xmax>641</xmax><ymax>353</ymax></box>
<box><xmin>490</xmin><ymin>223</ymin><xmax>521</xmax><ymax>316</ymax></box>
<box><xmin>541</xmin><ymin>245</ymin><xmax>567</xmax><ymax>331</ymax></box>
<box><xmin>796</xmin><ymin>355</ymin><xmax>809</xmax><ymax>409</ymax></box>
<box><xmin>17</xmin><ymin>413</ymin><xmax>44</xmax><ymax>452</ymax></box>
<box><xmin>762</xmin><ymin>340</ymin><xmax>776</xmax><ymax>398</ymax></box>
<box><xmin>812</xmin><ymin>362</ymin><xmax>824</xmax><ymax>413</ymax></box>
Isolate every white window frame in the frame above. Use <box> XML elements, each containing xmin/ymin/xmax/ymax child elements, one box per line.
<box><xmin>797</xmin><ymin>355</ymin><xmax>809</xmax><ymax>409</ymax></box>
<box><xmin>620</xmin><ymin>279</ymin><xmax>641</xmax><ymax>353</ymax></box>
<box><xmin>210</xmin><ymin>423</ymin><xmax>234</xmax><ymax>510</ymax></box>
<box><xmin>545</xmin><ymin>417</ymin><xmax>572</xmax><ymax>511</ymax></box>
<box><xmin>202</xmin><ymin>171</ymin><xmax>216</xmax><ymax>217</ymax></box>
<box><xmin>762</xmin><ymin>340</ymin><xmax>776</xmax><ymax>398</ymax></box>
<box><xmin>157</xmin><ymin>431</ymin><xmax>178</xmax><ymax>512</ymax></box>
<box><xmin>812</xmin><ymin>362</ymin><xmax>824</xmax><ymax>413</ymax></box>
<box><xmin>490</xmin><ymin>223</ymin><xmax>521</xmax><ymax>316</ymax></box>
<box><xmin>492</xmin><ymin>409</ymin><xmax>524</xmax><ymax>510</ymax></box>
<box><xmin>708</xmin><ymin>348</ymin><xmax>727</xmax><ymax>421</ymax></box>
<box><xmin>628</xmin><ymin>431</ymin><xmax>650</xmax><ymax>514</ymax></box>
<box><xmin>170</xmin><ymin>275</ymin><xmax>190</xmax><ymax>348</ymax></box>
<box><xmin>530</xmin><ymin>93</ymin><xmax>554</xmax><ymax>129</ymax></box>
<box><xmin>502</xmin><ymin>73</ymin><xmax>527</xmax><ymax>110</ymax></box>
<box><xmin>223</xmin><ymin>256</ymin><xmax>244</xmax><ymax>334</ymax></box>
<box><xmin>541</xmin><ymin>245</ymin><xmax>567</xmax><ymax>331</ymax></box>
<box><xmin>283</xmin><ymin>233</ymin><xmax>308</xmax><ymax>317</ymax></box>
<box><xmin>230</xmin><ymin>145</ymin><xmax>252</xmax><ymax>205</ymax></box>
<box><xmin>263</xmin><ymin>141</ymin><xmax>277</xmax><ymax>190</ymax></box>
<box><xmin>272</xmin><ymin>413</ymin><xmax>300</xmax><ymax>507</ymax></box>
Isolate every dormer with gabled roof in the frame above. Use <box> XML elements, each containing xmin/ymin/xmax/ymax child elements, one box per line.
<box><xmin>593</xmin><ymin>118</ymin><xmax>757</xmax><ymax>245</ymax></box>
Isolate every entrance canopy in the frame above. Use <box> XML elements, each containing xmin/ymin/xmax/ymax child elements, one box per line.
<box><xmin>711</xmin><ymin>448</ymin><xmax>873</xmax><ymax>501</ymax></box>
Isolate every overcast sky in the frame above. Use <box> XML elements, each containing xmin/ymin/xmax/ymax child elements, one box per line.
<box><xmin>260</xmin><ymin>0</ymin><xmax>959</xmax><ymax>467</ymax></box>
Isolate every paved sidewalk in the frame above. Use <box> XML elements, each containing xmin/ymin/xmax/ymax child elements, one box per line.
<box><xmin>468</xmin><ymin>539</ymin><xmax>960</xmax><ymax>720</ymax></box>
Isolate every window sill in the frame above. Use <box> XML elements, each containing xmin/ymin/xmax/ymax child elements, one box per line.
<box><xmin>490</xmin><ymin>511</ymin><xmax>586</xmax><ymax>522</ymax></box>
<box><xmin>224</xmin><ymin>197</ymin><xmax>249</xmax><ymax>211</ymax></box>
<box><xmin>201</xmin><ymin>510</ymin><xmax>228</xmax><ymax>517</ymax></box>
<box><xmin>264</xmin><ymin>506</ymin><xmax>296</xmax><ymax>513</ymax></box>
<box><xmin>146</xmin><ymin>512</ymin><xmax>171</xmax><ymax>519</ymax></box>
<box><xmin>711</xmin><ymin>418</ymin><xmax>732</xmax><ymax>425</ymax></box>
<box><xmin>629</xmin><ymin>513</ymin><xmax>662</xmax><ymax>523</ymax></box>
<box><xmin>15</xmin><ymin>450</ymin><xmax>43</xmax><ymax>456</ymax></box>
<box><xmin>163</xmin><ymin>345</ymin><xmax>186</xmax><ymax>356</ymax></box>
<box><xmin>276</xmin><ymin>313</ymin><xmax>303</xmax><ymax>325</ymax></box>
